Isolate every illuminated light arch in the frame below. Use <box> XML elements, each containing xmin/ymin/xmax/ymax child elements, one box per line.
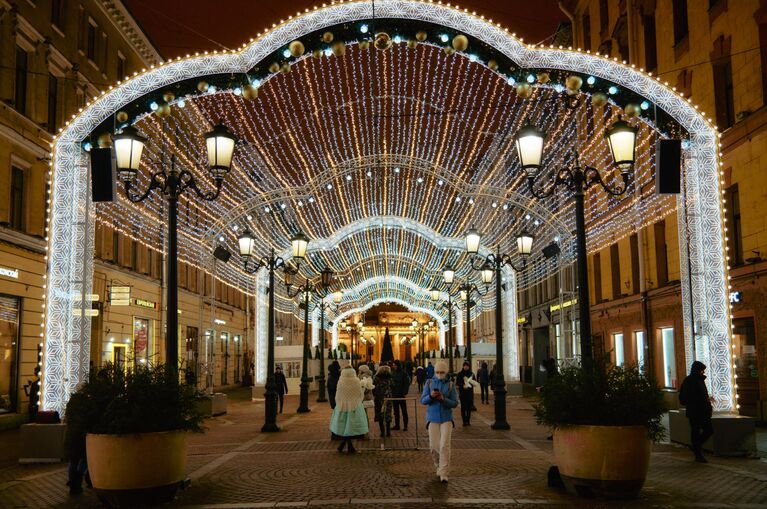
<box><xmin>46</xmin><ymin>0</ymin><xmax>731</xmax><ymax>416</ymax></box>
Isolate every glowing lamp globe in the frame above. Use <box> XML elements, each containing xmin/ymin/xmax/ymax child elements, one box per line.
<box><xmin>113</xmin><ymin>126</ymin><xmax>146</xmax><ymax>183</ymax></box>
<box><xmin>465</xmin><ymin>228</ymin><xmax>481</xmax><ymax>255</ymax></box>
<box><xmin>205</xmin><ymin>124</ymin><xmax>237</xmax><ymax>180</ymax></box>
<box><xmin>514</xmin><ymin>124</ymin><xmax>545</xmax><ymax>176</ymax></box>
<box><xmin>606</xmin><ymin>118</ymin><xmax>638</xmax><ymax>173</ymax></box>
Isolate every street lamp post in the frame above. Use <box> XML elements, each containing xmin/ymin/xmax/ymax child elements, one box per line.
<box><xmin>431</xmin><ymin>278</ymin><xmax>457</xmax><ymax>376</ymax></box>
<box><xmin>458</xmin><ymin>282</ymin><xmax>486</xmax><ymax>368</ymax></box>
<box><xmin>316</xmin><ymin>290</ymin><xmax>342</xmax><ymax>403</ymax></box>
<box><xmin>237</xmin><ymin>230</ymin><xmax>308</xmax><ymax>431</ymax></box>
<box><xmin>465</xmin><ymin>229</ymin><xmax>533</xmax><ymax>430</ymax></box>
<box><xmin>114</xmin><ymin>124</ymin><xmax>237</xmax><ymax>375</ymax></box>
<box><xmin>514</xmin><ymin>119</ymin><xmax>637</xmax><ymax>359</ymax></box>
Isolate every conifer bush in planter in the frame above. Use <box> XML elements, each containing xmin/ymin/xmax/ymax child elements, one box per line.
<box><xmin>67</xmin><ymin>363</ymin><xmax>203</xmax><ymax>507</ymax></box>
<box><xmin>534</xmin><ymin>358</ymin><xmax>666</xmax><ymax>499</ymax></box>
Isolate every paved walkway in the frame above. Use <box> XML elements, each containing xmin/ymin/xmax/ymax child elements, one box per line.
<box><xmin>1</xmin><ymin>386</ymin><xmax>767</xmax><ymax>508</ymax></box>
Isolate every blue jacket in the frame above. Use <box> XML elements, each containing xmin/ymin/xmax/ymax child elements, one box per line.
<box><xmin>426</xmin><ymin>364</ymin><xmax>435</xmax><ymax>379</ymax></box>
<box><xmin>420</xmin><ymin>376</ymin><xmax>458</xmax><ymax>424</ymax></box>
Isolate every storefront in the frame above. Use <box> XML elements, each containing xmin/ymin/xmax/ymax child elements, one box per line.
<box><xmin>0</xmin><ymin>294</ymin><xmax>21</xmax><ymax>414</ymax></box>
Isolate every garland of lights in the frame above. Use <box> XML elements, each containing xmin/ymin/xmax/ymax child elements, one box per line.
<box><xmin>45</xmin><ymin>0</ymin><xmax>732</xmax><ymax>417</ymax></box>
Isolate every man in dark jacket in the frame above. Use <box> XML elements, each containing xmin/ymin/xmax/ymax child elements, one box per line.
<box><xmin>327</xmin><ymin>361</ymin><xmax>341</xmax><ymax>409</ymax></box>
<box><xmin>391</xmin><ymin>360</ymin><xmax>410</xmax><ymax>431</ymax></box>
<box><xmin>477</xmin><ymin>362</ymin><xmax>490</xmax><ymax>404</ymax></box>
<box><xmin>679</xmin><ymin>361</ymin><xmax>714</xmax><ymax>463</ymax></box>
<box><xmin>275</xmin><ymin>366</ymin><xmax>288</xmax><ymax>414</ymax></box>
<box><xmin>415</xmin><ymin>366</ymin><xmax>426</xmax><ymax>392</ymax></box>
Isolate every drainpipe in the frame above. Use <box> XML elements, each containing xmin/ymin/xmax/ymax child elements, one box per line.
<box><xmin>558</xmin><ymin>1</ymin><xmax>577</xmax><ymax>46</ymax></box>
<box><xmin>627</xmin><ymin>0</ymin><xmax>640</xmax><ymax>64</ymax></box>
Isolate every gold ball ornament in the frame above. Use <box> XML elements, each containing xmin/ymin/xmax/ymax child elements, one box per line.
<box><xmin>155</xmin><ymin>102</ymin><xmax>171</xmax><ymax>118</ymax></box>
<box><xmin>322</xmin><ymin>31</ymin><xmax>334</xmax><ymax>43</ymax></box>
<box><xmin>359</xmin><ymin>39</ymin><xmax>370</xmax><ymax>50</ymax></box>
<box><xmin>242</xmin><ymin>84</ymin><xmax>258</xmax><ymax>100</ymax></box>
<box><xmin>162</xmin><ymin>91</ymin><xmax>175</xmax><ymax>103</ymax></box>
<box><xmin>565</xmin><ymin>75</ymin><xmax>583</xmax><ymax>95</ymax></box>
<box><xmin>197</xmin><ymin>80</ymin><xmax>209</xmax><ymax>92</ymax></box>
<box><xmin>374</xmin><ymin>32</ymin><xmax>392</xmax><ymax>50</ymax></box>
<box><xmin>280</xmin><ymin>62</ymin><xmax>291</xmax><ymax>73</ymax></box>
<box><xmin>591</xmin><ymin>92</ymin><xmax>608</xmax><ymax>108</ymax></box>
<box><xmin>116</xmin><ymin>111</ymin><xmax>129</xmax><ymax>123</ymax></box>
<box><xmin>487</xmin><ymin>59</ymin><xmax>498</xmax><ymax>71</ymax></box>
<box><xmin>312</xmin><ymin>48</ymin><xmax>322</xmax><ymax>58</ymax></box>
<box><xmin>515</xmin><ymin>83</ymin><xmax>533</xmax><ymax>98</ymax></box>
<box><xmin>444</xmin><ymin>46</ymin><xmax>456</xmax><ymax>55</ymax></box>
<box><xmin>332</xmin><ymin>41</ymin><xmax>346</xmax><ymax>57</ymax></box>
<box><xmin>415</xmin><ymin>31</ymin><xmax>427</xmax><ymax>42</ymax></box>
<box><xmin>268</xmin><ymin>62</ymin><xmax>280</xmax><ymax>73</ymax></box>
<box><xmin>289</xmin><ymin>40</ymin><xmax>305</xmax><ymax>57</ymax></box>
<box><xmin>407</xmin><ymin>39</ymin><xmax>417</xmax><ymax>49</ymax></box>
<box><xmin>537</xmin><ymin>72</ymin><xmax>550</xmax><ymax>84</ymax></box>
<box><xmin>452</xmin><ymin>34</ymin><xmax>469</xmax><ymax>52</ymax></box>
<box><xmin>624</xmin><ymin>103</ymin><xmax>641</xmax><ymax>118</ymax></box>
<box><xmin>97</xmin><ymin>132</ymin><xmax>112</xmax><ymax>148</ymax></box>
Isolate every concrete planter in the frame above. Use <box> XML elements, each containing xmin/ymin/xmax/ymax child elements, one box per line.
<box><xmin>553</xmin><ymin>425</ymin><xmax>651</xmax><ymax>499</ymax></box>
<box><xmin>86</xmin><ymin>431</ymin><xmax>187</xmax><ymax>507</ymax></box>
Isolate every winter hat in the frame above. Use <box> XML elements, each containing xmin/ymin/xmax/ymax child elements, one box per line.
<box><xmin>690</xmin><ymin>360</ymin><xmax>706</xmax><ymax>375</ymax></box>
<box><xmin>358</xmin><ymin>364</ymin><xmax>371</xmax><ymax>375</ymax></box>
<box><xmin>434</xmin><ymin>361</ymin><xmax>448</xmax><ymax>378</ymax></box>
<box><xmin>340</xmin><ymin>366</ymin><xmax>357</xmax><ymax>378</ymax></box>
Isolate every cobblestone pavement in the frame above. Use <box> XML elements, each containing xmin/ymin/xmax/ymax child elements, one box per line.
<box><xmin>1</xmin><ymin>385</ymin><xmax>767</xmax><ymax>509</ymax></box>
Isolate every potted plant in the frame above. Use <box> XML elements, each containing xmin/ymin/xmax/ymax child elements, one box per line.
<box><xmin>534</xmin><ymin>358</ymin><xmax>665</xmax><ymax>499</ymax></box>
<box><xmin>67</xmin><ymin>363</ymin><xmax>203</xmax><ymax>507</ymax></box>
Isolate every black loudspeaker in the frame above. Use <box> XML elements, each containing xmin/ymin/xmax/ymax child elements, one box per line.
<box><xmin>542</xmin><ymin>242</ymin><xmax>561</xmax><ymax>259</ymax></box>
<box><xmin>656</xmin><ymin>139</ymin><xmax>681</xmax><ymax>195</ymax></box>
<box><xmin>90</xmin><ymin>148</ymin><xmax>115</xmax><ymax>202</ymax></box>
<box><xmin>213</xmin><ymin>245</ymin><xmax>231</xmax><ymax>263</ymax></box>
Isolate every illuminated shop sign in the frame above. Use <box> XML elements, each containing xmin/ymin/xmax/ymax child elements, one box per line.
<box><xmin>134</xmin><ymin>298</ymin><xmax>157</xmax><ymax>309</ymax></box>
<box><xmin>729</xmin><ymin>291</ymin><xmax>742</xmax><ymax>304</ymax></box>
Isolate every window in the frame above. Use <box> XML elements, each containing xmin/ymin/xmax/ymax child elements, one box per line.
<box><xmin>220</xmin><ymin>332</ymin><xmax>229</xmax><ymax>385</ymax></box>
<box><xmin>51</xmin><ymin>0</ymin><xmax>64</xmax><ymax>29</ymax></box>
<box><xmin>643</xmin><ymin>14</ymin><xmax>657</xmax><ymax>72</ymax></box>
<box><xmin>582</xmin><ymin>13</ymin><xmax>591</xmax><ymax>51</ymax></box>
<box><xmin>0</xmin><ymin>295</ymin><xmax>21</xmax><ymax>413</ymax></box>
<box><xmin>758</xmin><ymin>11</ymin><xmax>767</xmax><ymax>105</ymax></box>
<box><xmin>630</xmin><ymin>234</ymin><xmax>640</xmax><ymax>294</ymax></box>
<box><xmin>133</xmin><ymin>318</ymin><xmax>152</xmax><ymax>365</ymax></box>
<box><xmin>660</xmin><ymin>327</ymin><xmax>677</xmax><ymax>388</ymax></box>
<box><xmin>613</xmin><ymin>333</ymin><xmax>625</xmax><ymax>366</ymax></box>
<box><xmin>117</xmin><ymin>52</ymin><xmax>126</xmax><ymax>80</ymax></box>
<box><xmin>555</xmin><ymin>323</ymin><xmax>564</xmax><ymax>360</ymax></box>
<box><xmin>713</xmin><ymin>57</ymin><xmax>735</xmax><ymax>129</ymax></box>
<box><xmin>725</xmin><ymin>184</ymin><xmax>743</xmax><ymax>265</ymax></box>
<box><xmin>610</xmin><ymin>243</ymin><xmax>621</xmax><ymax>299</ymax></box>
<box><xmin>654</xmin><ymin>221</ymin><xmax>668</xmax><ymax>286</ymax></box>
<box><xmin>634</xmin><ymin>330</ymin><xmax>645</xmax><ymax>373</ymax></box>
<box><xmin>672</xmin><ymin>0</ymin><xmax>689</xmax><ymax>45</ymax></box>
<box><xmin>15</xmin><ymin>47</ymin><xmax>28</xmax><ymax>115</ymax></box>
<box><xmin>593</xmin><ymin>252</ymin><xmax>603</xmax><ymax>302</ymax></box>
<box><xmin>87</xmin><ymin>19</ymin><xmax>97</xmax><ymax>61</ymax></box>
<box><xmin>112</xmin><ymin>231</ymin><xmax>120</xmax><ymax>263</ymax></box>
<box><xmin>599</xmin><ymin>0</ymin><xmax>609</xmax><ymax>35</ymax></box>
<box><xmin>9</xmin><ymin>167</ymin><xmax>25</xmax><ymax>231</ymax></box>
<box><xmin>47</xmin><ymin>74</ymin><xmax>58</xmax><ymax>132</ymax></box>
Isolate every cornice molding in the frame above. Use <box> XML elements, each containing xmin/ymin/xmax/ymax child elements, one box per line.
<box><xmin>99</xmin><ymin>0</ymin><xmax>162</xmax><ymax>65</ymax></box>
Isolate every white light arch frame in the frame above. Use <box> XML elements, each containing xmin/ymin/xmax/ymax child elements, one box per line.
<box><xmin>46</xmin><ymin>0</ymin><xmax>731</xmax><ymax>416</ymax></box>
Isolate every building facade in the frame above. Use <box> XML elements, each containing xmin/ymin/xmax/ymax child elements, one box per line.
<box><xmin>522</xmin><ymin>0</ymin><xmax>766</xmax><ymax>419</ymax></box>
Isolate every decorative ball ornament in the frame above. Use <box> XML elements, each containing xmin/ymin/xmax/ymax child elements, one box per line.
<box><xmin>242</xmin><ymin>84</ymin><xmax>258</xmax><ymax>100</ymax></box>
<box><xmin>359</xmin><ymin>39</ymin><xmax>370</xmax><ymax>50</ymax></box>
<box><xmin>312</xmin><ymin>48</ymin><xmax>322</xmax><ymax>58</ymax></box>
<box><xmin>537</xmin><ymin>72</ymin><xmax>550</xmax><ymax>84</ymax></box>
<box><xmin>407</xmin><ymin>39</ymin><xmax>417</xmax><ymax>49</ymax></box>
<box><xmin>322</xmin><ymin>31</ymin><xmax>334</xmax><ymax>43</ymax></box>
<box><xmin>269</xmin><ymin>62</ymin><xmax>280</xmax><ymax>73</ymax></box>
<box><xmin>565</xmin><ymin>75</ymin><xmax>583</xmax><ymax>95</ymax></box>
<box><xmin>97</xmin><ymin>132</ymin><xmax>112</xmax><ymax>148</ymax></box>
<box><xmin>162</xmin><ymin>91</ymin><xmax>175</xmax><ymax>103</ymax></box>
<box><xmin>289</xmin><ymin>40</ymin><xmax>305</xmax><ymax>57</ymax></box>
<box><xmin>116</xmin><ymin>111</ymin><xmax>129</xmax><ymax>123</ymax></box>
<box><xmin>197</xmin><ymin>81</ymin><xmax>209</xmax><ymax>92</ymax></box>
<box><xmin>280</xmin><ymin>62</ymin><xmax>291</xmax><ymax>73</ymax></box>
<box><xmin>155</xmin><ymin>102</ymin><xmax>171</xmax><ymax>118</ymax></box>
<box><xmin>452</xmin><ymin>34</ymin><xmax>469</xmax><ymax>51</ymax></box>
<box><xmin>332</xmin><ymin>41</ymin><xmax>346</xmax><ymax>56</ymax></box>
<box><xmin>487</xmin><ymin>59</ymin><xmax>498</xmax><ymax>71</ymax></box>
<box><xmin>624</xmin><ymin>103</ymin><xmax>641</xmax><ymax>118</ymax></box>
<box><xmin>415</xmin><ymin>30</ymin><xmax>427</xmax><ymax>41</ymax></box>
<box><xmin>374</xmin><ymin>32</ymin><xmax>392</xmax><ymax>50</ymax></box>
<box><xmin>591</xmin><ymin>92</ymin><xmax>608</xmax><ymax>107</ymax></box>
<box><xmin>515</xmin><ymin>83</ymin><xmax>533</xmax><ymax>98</ymax></box>
<box><xmin>444</xmin><ymin>46</ymin><xmax>456</xmax><ymax>55</ymax></box>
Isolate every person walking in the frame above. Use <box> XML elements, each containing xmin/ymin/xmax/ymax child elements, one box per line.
<box><xmin>327</xmin><ymin>361</ymin><xmax>341</xmax><ymax>409</ymax></box>
<box><xmin>455</xmin><ymin>361</ymin><xmax>478</xmax><ymax>426</ymax></box>
<box><xmin>372</xmin><ymin>365</ymin><xmax>395</xmax><ymax>437</ymax></box>
<box><xmin>329</xmin><ymin>366</ymin><xmax>369</xmax><ymax>453</ymax></box>
<box><xmin>275</xmin><ymin>366</ymin><xmax>288</xmax><ymax>414</ymax></box>
<box><xmin>391</xmin><ymin>360</ymin><xmax>410</xmax><ymax>431</ymax></box>
<box><xmin>415</xmin><ymin>365</ymin><xmax>426</xmax><ymax>392</ymax></box>
<box><xmin>426</xmin><ymin>361</ymin><xmax>435</xmax><ymax>380</ymax></box>
<box><xmin>421</xmin><ymin>360</ymin><xmax>458</xmax><ymax>483</ymax></box>
<box><xmin>477</xmin><ymin>362</ymin><xmax>490</xmax><ymax>404</ymax></box>
<box><xmin>679</xmin><ymin>361</ymin><xmax>715</xmax><ymax>463</ymax></box>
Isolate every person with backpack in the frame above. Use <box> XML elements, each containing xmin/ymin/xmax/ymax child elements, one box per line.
<box><xmin>421</xmin><ymin>360</ymin><xmax>458</xmax><ymax>483</ymax></box>
<box><xmin>679</xmin><ymin>361</ymin><xmax>715</xmax><ymax>463</ymax></box>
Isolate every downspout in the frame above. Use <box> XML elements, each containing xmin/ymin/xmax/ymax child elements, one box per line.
<box><xmin>558</xmin><ymin>1</ymin><xmax>577</xmax><ymax>46</ymax></box>
<box><xmin>627</xmin><ymin>0</ymin><xmax>640</xmax><ymax>63</ymax></box>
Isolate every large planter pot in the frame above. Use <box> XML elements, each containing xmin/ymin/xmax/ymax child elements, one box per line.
<box><xmin>86</xmin><ymin>431</ymin><xmax>188</xmax><ymax>507</ymax></box>
<box><xmin>553</xmin><ymin>425</ymin><xmax>651</xmax><ymax>499</ymax></box>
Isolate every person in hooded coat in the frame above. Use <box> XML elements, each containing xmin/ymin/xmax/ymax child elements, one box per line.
<box><xmin>329</xmin><ymin>366</ymin><xmax>369</xmax><ymax>453</ymax></box>
<box><xmin>327</xmin><ymin>361</ymin><xmax>341</xmax><ymax>409</ymax></box>
<box><xmin>477</xmin><ymin>361</ymin><xmax>490</xmax><ymax>404</ymax></box>
<box><xmin>421</xmin><ymin>360</ymin><xmax>458</xmax><ymax>483</ymax></box>
<box><xmin>415</xmin><ymin>365</ymin><xmax>426</xmax><ymax>392</ymax></box>
<box><xmin>679</xmin><ymin>360</ymin><xmax>715</xmax><ymax>462</ymax></box>
<box><xmin>391</xmin><ymin>360</ymin><xmax>410</xmax><ymax>431</ymax></box>
<box><xmin>372</xmin><ymin>365</ymin><xmax>395</xmax><ymax>437</ymax></box>
<box><xmin>426</xmin><ymin>361</ymin><xmax>435</xmax><ymax>380</ymax></box>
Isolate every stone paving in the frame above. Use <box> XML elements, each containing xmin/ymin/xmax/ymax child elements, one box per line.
<box><xmin>1</xmin><ymin>385</ymin><xmax>767</xmax><ymax>509</ymax></box>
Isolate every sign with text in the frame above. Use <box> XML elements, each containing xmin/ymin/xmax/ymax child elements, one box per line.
<box><xmin>109</xmin><ymin>286</ymin><xmax>131</xmax><ymax>306</ymax></box>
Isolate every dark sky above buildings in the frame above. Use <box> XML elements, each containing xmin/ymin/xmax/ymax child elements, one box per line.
<box><xmin>123</xmin><ymin>0</ymin><xmax>568</xmax><ymax>59</ymax></box>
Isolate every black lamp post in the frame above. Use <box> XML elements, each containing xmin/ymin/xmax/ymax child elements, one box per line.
<box><xmin>431</xmin><ymin>281</ymin><xmax>457</xmax><ymax>377</ymax></box>
<box><xmin>114</xmin><ymin>124</ymin><xmax>237</xmax><ymax>375</ymax></box>
<box><xmin>316</xmin><ymin>289</ymin><xmax>342</xmax><ymax>403</ymax></box>
<box><xmin>285</xmin><ymin>267</ymin><xmax>334</xmax><ymax>413</ymax></box>
<box><xmin>465</xmin><ymin>228</ymin><xmax>533</xmax><ymax>430</ymax></box>
<box><xmin>514</xmin><ymin>118</ymin><xmax>637</xmax><ymax>360</ymax></box>
<box><xmin>238</xmin><ymin>229</ymin><xmax>309</xmax><ymax>432</ymax></box>
<box><xmin>458</xmin><ymin>281</ymin><xmax>486</xmax><ymax>368</ymax></box>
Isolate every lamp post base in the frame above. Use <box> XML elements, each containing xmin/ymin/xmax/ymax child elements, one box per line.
<box><xmin>491</xmin><ymin>383</ymin><xmax>510</xmax><ymax>430</ymax></box>
<box><xmin>316</xmin><ymin>376</ymin><xmax>327</xmax><ymax>403</ymax></box>
<box><xmin>262</xmin><ymin>389</ymin><xmax>280</xmax><ymax>433</ymax></box>
<box><xmin>297</xmin><ymin>378</ymin><xmax>311</xmax><ymax>413</ymax></box>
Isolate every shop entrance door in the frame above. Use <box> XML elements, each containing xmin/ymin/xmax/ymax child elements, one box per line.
<box><xmin>732</xmin><ymin>317</ymin><xmax>759</xmax><ymax>417</ymax></box>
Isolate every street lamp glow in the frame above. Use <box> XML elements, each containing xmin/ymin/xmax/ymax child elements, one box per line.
<box><xmin>430</xmin><ymin>287</ymin><xmax>440</xmax><ymax>301</ymax></box>
<box><xmin>412</xmin><ymin>318</ymin><xmax>418</xmax><ymax>328</ymax></box>
<box><xmin>460</xmin><ymin>290</ymin><xmax>467</xmax><ymax>301</ymax></box>
<box><xmin>514</xmin><ymin>124</ymin><xmax>545</xmax><ymax>176</ymax></box>
<box><xmin>205</xmin><ymin>124</ymin><xmax>237</xmax><ymax>180</ymax></box>
<box><xmin>237</xmin><ymin>229</ymin><xmax>255</xmax><ymax>257</ymax></box>
<box><xmin>320</xmin><ymin>267</ymin><xmax>333</xmax><ymax>289</ymax></box>
<box><xmin>481</xmin><ymin>262</ymin><xmax>494</xmax><ymax>285</ymax></box>
<box><xmin>113</xmin><ymin>126</ymin><xmax>146</xmax><ymax>183</ymax></box>
<box><xmin>465</xmin><ymin>228</ymin><xmax>481</xmax><ymax>255</ymax></box>
<box><xmin>606</xmin><ymin>118</ymin><xmax>638</xmax><ymax>172</ymax></box>
<box><xmin>443</xmin><ymin>266</ymin><xmax>455</xmax><ymax>286</ymax></box>
<box><xmin>333</xmin><ymin>290</ymin><xmax>343</xmax><ymax>304</ymax></box>
<box><xmin>291</xmin><ymin>232</ymin><xmax>309</xmax><ymax>261</ymax></box>
<box><xmin>516</xmin><ymin>231</ymin><xmax>534</xmax><ymax>257</ymax></box>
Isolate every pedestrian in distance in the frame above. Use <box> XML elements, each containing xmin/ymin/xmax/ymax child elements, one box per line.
<box><xmin>455</xmin><ymin>360</ymin><xmax>479</xmax><ymax>426</ymax></box>
<box><xmin>679</xmin><ymin>361</ymin><xmax>715</xmax><ymax>463</ymax></box>
<box><xmin>329</xmin><ymin>366</ymin><xmax>369</xmax><ymax>453</ymax></box>
<box><xmin>372</xmin><ymin>365</ymin><xmax>395</xmax><ymax>437</ymax></box>
<box><xmin>421</xmin><ymin>360</ymin><xmax>458</xmax><ymax>483</ymax></box>
<box><xmin>426</xmin><ymin>361</ymin><xmax>435</xmax><ymax>380</ymax></box>
<box><xmin>477</xmin><ymin>361</ymin><xmax>490</xmax><ymax>404</ymax></box>
<box><xmin>274</xmin><ymin>366</ymin><xmax>288</xmax><ymax>414</ymax></box>
<box><xmin>327</xmin><ymin>360</ymin><xmax>341</xmax><ymax>409</ymax></box>
<box><xmin>391</xmin><ymin>360</ymin><xmax>410</xmax><ymax>431</ymax></box>
<box><xmin>416</xmin><ymin>365</ymin><xmax>426</xmax><ymax>392</ymax></box>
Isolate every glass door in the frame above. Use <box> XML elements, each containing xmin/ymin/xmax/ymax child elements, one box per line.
<box><xmin>660</xmin><ymin>327</ymin><xmax>677</xmax><ymax>389</ymax></box>
<box><xmin>732</xmin><ymin>317</ymin><xmax>758</xmax><ymax>417</ymax></box>
<box><xmin>0</xmin><ymin>295</ymin><xmax>21</xmax><ymax>413</ymax></box>
<box><xmin>220</xmin><ymin>332</ymin><xmax>229</xmax><ymax>385</ymax></box>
